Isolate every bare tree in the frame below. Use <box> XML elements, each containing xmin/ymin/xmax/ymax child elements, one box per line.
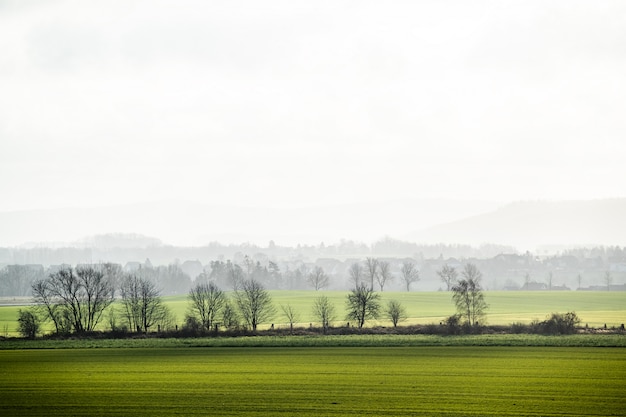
<box><xmin>345</xmin><ymin>283</ymin><xmax>381</xmax><ymax>328</ymax></box>
<box><xmin>385</xmin><ymin>300</ymin><xmax>407</xmax><ymax>327</ymax></box>
<box><xmin>400</xmin><ymin>261</ymin><xmax>419</xmax><ymax>292</ymax></box>
<box><xmin>437</xmin><ymin>264</ymin><xmax>458</xmax><ymax>291</ymax></box>
<box><xmin>604</xmin><ymin>271</ymin><xmax>613</xmax><ymax>291</ymax></box>
<box><xmin>32</xmin><ymin>266</ymin><xmax>114</xmax><ymax>334</ymax></box>
<box><xmin>227</xmin><ymin>261</ymin><xmax>245</xmax><ymax>290</ymax></box>
<box><xmin>376</xmin><ymin>261</ymin><xmax>392</xmax><ymax>291</ymax></box>
<box><xmin>523</xmin><ymin>272</ymin><xmax>531</xmax><ymax>289</ymax></box>
<box><xmin>242</xmin><ymin>255</ymin><xmax>255</xmax><ymax>278</ymax></box>
<box><xmin>312</xmin><ymin>296</ymin><xmax>336</xmax><ymax>333</ymax></box>
<box><xmin>268</xmin><ymin>261</ymin><xmax>282</xmax><ymax>287</ymax></box>
<box><xmin>452</xmin><ymin>264</ymin><xmax>487</xmax><ymax>328</ymax></box>
<box><xmin>307</xmin><ymin>266</ymin><xmax>329</xmax><ymax>291</ymax></box>
<box><xmin>462</xmin><ymin>263</ymin><xmax>483</xmax><ymax>282</ymax></box>
<box><xmin>348</xmin><ymin>262</ymin><xmax>364</xmax><ymax>287</ymax></box>
<box><xmin>365</xmin><ymin>257</ymin><xmax>379</xmax><ymax>290</ymax></box>
<box><xmin>98</xmin><ymin>262</ymin><xmax>123</xmax><ymax>297</ymax></box>
<box><xmin>76</xmin><ymin>265</ymin><xmax>116</xmax><ymax>332</ymax></box>
<box><xmin>188</xmin><ymin>282</ymin><xmax>225</xmax><ymax>331</ymax></box>
<box><xmin>235</xmin><ymin>279</ymin><xmax>275</xmax><ymax>331</ymax></box>
<box><xmin>281</xmin><ymin>304</ymin><xmax>300</xmax><ymax>334</ymax></box>
<box><xmin>547</xmin><ymin>271</ymin><xmax>553</xmax><ymax>291</ymax></box>
<box><xmin>32</xmin><ymin>279</ymin><xmax>68</xmax><ymax>334</ymax></box>
<box><xmin>119</xmin><ymin>274</ymin><xmax>168</xmax><ymax>333</ymax></box>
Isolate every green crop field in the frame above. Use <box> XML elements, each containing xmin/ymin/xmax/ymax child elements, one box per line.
<box><xmin>268</xmin><ymin>290</ymin><xmax>626</xmax><ymax>328</ymax></box>
<box><xmin>1</xmin><ymin>346</ymin><xmax>624</xmax><ymax>416</ymax></box>
<box><xmin>1</xmin><ymin>291</ymin><xmax>625</xmax><ymax>336</ymax></box>
<box><xmin>115</xmin><ymin>291</ymin><xmax>626</xmax><ymax>331</ymax></box>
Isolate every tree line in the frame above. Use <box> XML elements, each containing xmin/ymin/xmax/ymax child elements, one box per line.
<box><xmin>16</xmin><ymin>262</ymin><xmax>491</xmax><ymax>338</ymax></box>
<box><xmin>3</xmin><ymin>246</ymin><xmax>624</xmax><ymax>298</ymax></box>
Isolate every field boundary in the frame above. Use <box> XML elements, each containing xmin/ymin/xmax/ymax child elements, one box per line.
<box><xmin>1</xmin><ymin>332</ymin><xmax>625</xmax><ymax>349</ymax></box>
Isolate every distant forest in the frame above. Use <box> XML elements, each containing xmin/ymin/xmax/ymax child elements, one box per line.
<box><xmin>1</xmin><ymin>236</ymin><xmax>625</xmax><ymax>296</ymax></box>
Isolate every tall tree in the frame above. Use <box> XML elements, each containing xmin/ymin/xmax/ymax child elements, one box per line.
<box><xmin>345</xmin><ymin>283</ymin><xmax>381</xmax><ymax>328</ymax></box>
<box><xmin>523</xmin><ymin>272</ymin><xmax>531</xmax><ymax>290</ymax></box>
<box><xmin>188</xmin><ymin>282</ymin><xmax>225</xmax><ymax>331</ymax></box>
<box><xmin>208</xmin><ymin>260</ymin><xmax>228</xmax><ymax>288</ymax></box>
<box><xmin>152</xmin><ymin>263</ymin><xmax>192</xmax><ymax>295</ymax></box>
<box><xmin>267</xmin><ymin>261</ymin><xmax>282</xmax><ymax>288</ymax></box>
<box><xmin>280</xmin><ymin>304</ymin><xmax>300</xmax><ymax>334</ymax></box>
<box><xmin>227</xmin><ymin>261</ymin><xmax>245</xmax><ymax>290</ymax></box>
<box><xmin>307</xmin><ymin>266</ymin><xmax>329</xmax><ymax>291</ymax></box>
<box><xmin>76</xmin><ymin>265</ymin><xmax>115</xmax><ymax>332</ymax></box>
<box><xmin>385</xmin><ymin>300</ymin><xmax>407</xmax><ymax>327</ymax></box>
<box><xmin>242</xmin><ymin>255</ymin><xmax>255</xmax><ymax>278</ymax></box>
<box><xmin>32</xmin><ymin>278</ymin><xmax>68</xmax><ymax>334</ymax></box>
<box><xmin>547</xmin><ymin>271</ymin><xmax>553</xmax><ymax>291</ymax></box>
<box><xmin>312</xmin><ymin>296</ymin><xmax>336</xmax><ymax>333</ymax></box>
<box><xmin>400</xmin><ymin>261</ymin><xmax>419</xmax><ymax>292</ymax></box>
<box><xmin>376</xmin><ymin>261</ymin><xmax>392</xmax><ymax>291</ymax></box>
<box><xmin>348</xmin><ymin>262</ymin><xmax>364</xmax><ymax>287</ymax></box>
<box><xmin>462</xmin><ymin>263</ymin><xmax>483</xmax><ymax>282</ymax></box>
<box><xmin>364</xmin><ymin>257</ymin><xmax>379</xmax><ymax>290</ymax></box>
<box><xmin>32</xmin><ymin>266</ymin><xmax>114</xmax><ymax>334</ymax></box>
<box><xmin>604</xmin><ymin>271</ymin><xmax>613</xmax><ymax>291</ymax></box>
<box><xmin>98</xmin><ymin>262</ymin><xmax>123</xmax><ymax>298</ymax></box>
<box><xmin>451</xmin><ymin>264</ymin><xmax>487</xmax><ymax>327</ymax></box>
<box><xmin>437</xmin><ymin>264</ymin><xmax>458</xmax><ymax>291</ymax></box>
<box><xmin>235</xmin><ymin>279</ymin><xmax>275</xmax><ymax>331</ymax></box>
<box><xmin>119</xmin><ymin>274</ymin><xmax>168</xmax><ymax>333</ymax></box>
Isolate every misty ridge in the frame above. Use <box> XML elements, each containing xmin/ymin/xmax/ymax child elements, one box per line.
<box><xmin>1</xmin><ymin>198</ymin><xmax>625</xmax><ymax>296</ymax></box>
<box><xmin>1</xmin><ymin>233</ymin><xmax>625</xmax><ymax>298</ymax></box>
<box><xmin>1</xmin><ymin>198</ymin><xmax>625</xmax><ymax>249</ymax></box>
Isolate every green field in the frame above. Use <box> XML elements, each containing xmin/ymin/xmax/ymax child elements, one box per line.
<box><xmin>1</xmin><ymin>291</ymin><xmax>625</xmax><ymax>336</ymax></box>
<box><xmin>1</xmin><ymin>346</ymin><xmax>624</xmax><ymax>416</ymax></box>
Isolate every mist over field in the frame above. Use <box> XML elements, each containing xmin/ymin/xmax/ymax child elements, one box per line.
<box><xmin>1</xmin><ymin>198</ymin><xmax>625</xmax><ymax>251</ymax></box>
<box><xmin>1</xmin><ymin>1</ymin><xmax>624</xmax><ymax>287</ymax></box>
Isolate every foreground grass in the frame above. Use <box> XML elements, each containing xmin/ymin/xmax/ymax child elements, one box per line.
<box><xmin>1</xmin><ymin>346</ymin><xmax>624</xmax><ymax>416</ymax></box>
<box><xmin>1</xmin><ymin>333</ymin><xmax>625</xmax><ymax>349</ymax></box>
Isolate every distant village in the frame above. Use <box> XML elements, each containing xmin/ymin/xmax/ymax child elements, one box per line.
<box><xmin>1</xmin><ymin>236</ymin><xmax>625</xmax><ymax>296</ymax></box>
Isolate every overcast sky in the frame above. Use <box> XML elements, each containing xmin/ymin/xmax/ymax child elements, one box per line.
<box><xmin>1</xmin><ymin>0</ymin><xmax>625</xmax><ymax>217</ymax></box>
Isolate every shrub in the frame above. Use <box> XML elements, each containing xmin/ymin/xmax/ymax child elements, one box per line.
<box><xmin>423</xmin><ymin>323</ymin><xmax>441</xmax><ymax>335</ymax></box>
<box><xmin>444</xmin><ymin>314</ymin><xmax>463</xmax><ymax>335</ymax></box>
<box><xmin>537</xmin><ymin>312</ymin><xmax>581</xmax><ymax>335</ymax></box>
<box><xmin>17</xmin><ymin>309</ymin><xmax>40</xmax><ymax>339</ymax></box>
<box><xmin>182</xmin><ymin>315</ymin><xmax>202</xmax><ymax>333</ymax></box>
<box><xmin>510</xmin><ymin>322</ymin><xmax>528</xmax><ymax>334</ymax></box>
<box><xmin>221</xmin><ymin>302</ymin><xmax>241</xmax><ymax>331</ymax></box>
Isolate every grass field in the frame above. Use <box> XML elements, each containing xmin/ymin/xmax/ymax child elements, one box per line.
<box><xmin>1</xmin><ymin>346</ymin><xmax>624</xmax><ymax>416</ymax></box>
<box><xmin>2</xmin><ymin>334</ymin><xmax>626</xmax><ymax>350</ymax></box>
<box><xmin>1</xmin><ymin>291</ymin><xmax>625</xmax><ymax>336</ymax></box>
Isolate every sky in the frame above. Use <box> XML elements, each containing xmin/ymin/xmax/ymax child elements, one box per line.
<box><xmin>1</xmin><ymin>1</ymin><xmax>625</xmax><ymax>245</ymax></box>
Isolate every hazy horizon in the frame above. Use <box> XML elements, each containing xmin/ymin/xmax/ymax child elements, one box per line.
<box><xmin>2</xmin><ymin>1</ymin><xmax>625</xmax><ymax>248</ymax></box>
<box><xmin>0</xmin><ymin>197</ymin><xmax>504</xmax><ymax>248</ymax></box>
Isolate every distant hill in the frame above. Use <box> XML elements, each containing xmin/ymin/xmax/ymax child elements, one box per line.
<box><xmin>76</xmin><ymin>233</ymin><xmax>163</xmax><ymax>249</ymax></box>
<box><xmin>2</xmin><ymin>199</ymin><xmax>624</xmax><ymax>251</ymax></box>
<box><xmin>406</xmin><ymin>199</ymin><xmax>626</xmax><ymax>251</ymax></box>
<box><xmin>0</xmin><ymin>199</ymin><xmax>500</xmax><ymax>248</ymax></box>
